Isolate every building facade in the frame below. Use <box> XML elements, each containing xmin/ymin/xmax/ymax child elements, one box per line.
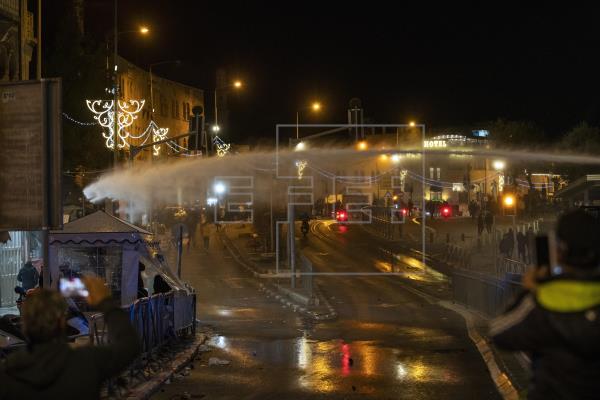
<box><xmin>115</xmin><ymin>56</ymin><xmax>204</xmax><ymax>160</ymax></box>
<box><xmin>0</xmin><ymin>0</ymin><xmax>40</xmax><ymax>81</ymax></box>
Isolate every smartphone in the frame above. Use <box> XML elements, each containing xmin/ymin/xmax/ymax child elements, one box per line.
<box><xmin>535</xmin><ymin>231</ymin><xmax>562</xmax><ymax>276</ymax></box>
<box><xmin>535</xmin><ymin>235</ymin><xmax>550</xmax><ymax>269</ymax></box>
<box><xmin>59</xmin><ymin>277</ymin><xmax>89</xmax><ymax>298</ymax></box>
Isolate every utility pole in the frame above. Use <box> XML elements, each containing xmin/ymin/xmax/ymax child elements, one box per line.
<box><xmin>111</xmin><ymin>0</ymin><xmax>119</xmax><ymax>217</ymax></box>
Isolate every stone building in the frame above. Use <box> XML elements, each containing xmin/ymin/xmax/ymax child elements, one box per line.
<box><xmin>115</xmin><ymin>56</ymin><xmax>204</xmax><ymax>161</ymax></box>
<box><xmin>0</xmin><ymin>0</ymin><xmax>40</xmax><ymax>81</ymax></box>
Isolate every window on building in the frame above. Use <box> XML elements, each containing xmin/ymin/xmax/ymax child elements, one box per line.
<box><xmin>437</xmin><ymin>167</ymin><xmax>441</xmax><ymax>180</ymax></box>
<box><xmin>430</xmin><ymin>167</ymin><xmax>434</xmax><ymax>180</ymax></box>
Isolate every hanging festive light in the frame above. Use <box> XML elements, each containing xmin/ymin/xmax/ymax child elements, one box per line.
<box><xmin>213</xmin><ymin>135</ymin><xmax>231</xmax><ymax>157</ymax></box>
<box><xmin>86</xmin><ymin>99</ymin><xmax>145</xmax><ymax>150</ymax></box>
<box><xmin>295</xmin><ymin>160</ymin><xmax>307</xmax><ymax>180</ymax></box>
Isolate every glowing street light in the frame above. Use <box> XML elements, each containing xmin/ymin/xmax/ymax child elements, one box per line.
<box><xmin>214</xmin><ymin>182</ymin><xmax>226</xmax><ymax>195</ymax></box>
<box><xmin>295</xmin><ymin>141</ymin><xmax>306</xmax><ymax>151</ymax></box>
<box><xmin>379</xmin><ymin>154</ymin><xmax>388</xmax><ymax>161</ymax></box>
<box><xmin>233</xmin><ymin>80</ymin><xmax>243</xmax><ymax>89</ymax></box>
<box><xmin>357</xmin><ymin>141</ymin><xmax>368</xmax><ymax>151</ymax></box>
<box><xmin>296</xmin><ymin>101</ymin><xmax>322</xmax><ymax>139</ymax></box>
<box><xmin>409</xmin><ymin>121</ymin><xmax>416</xmax><ymax>127</ymax></box>
<box><xmin>212</xmin><ymin>125</ymin><xmax>221</xmax><ymax>132</ymax></box>
<box><xmin>391</xmin><ymin>154</ymin><xmax>401</xmax><ymax>163</ymax></box>
<box><xmin>493</xmin><ymin>160</ymin><xmax>506</xmax><ymax>171</ymax></box>
<box><xmin>139</xmin><ymin>26</ymin><xmax>150</xmax><ymax>34</ymax></box>
<box><xmin>503</xmin><ymin>194</ymin><xmax>515</xmax><ymax>207</ymax></box>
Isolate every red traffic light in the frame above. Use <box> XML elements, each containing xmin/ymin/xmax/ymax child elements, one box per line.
<box><xmin>401</xmin><ymin>208</ymin><xmax>408</xmax><ymax>216</ymax></box>
<box><xmin>441</xmin><ymin>206</ymin><xmax>451</xmax><ymax>218</ymax></box>
<box><xmin>336</xmin><ymin>211</ymin><xmax>348</xmax><ymax>222</ymax></box>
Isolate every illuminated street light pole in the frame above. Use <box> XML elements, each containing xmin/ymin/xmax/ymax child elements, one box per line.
<box><xmin>296</xmin><ymin>101</ymin><xmax>321</xmax><ymax>140</ymax></box>
<box><xmin>213</xmin><ymin>80</ymin><xmax>243</xmax><ymax>134</ymax></box>
<box><xmin>503</xmin><ymin>194</ymin><xmax>518</xmax><ymax>259</ymax></box>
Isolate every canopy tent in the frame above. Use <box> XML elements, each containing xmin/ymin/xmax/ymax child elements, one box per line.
<box><xmin>49</xmin><ymin>211</ymin><xmax>188</xmax><ymax>306</ymax></box>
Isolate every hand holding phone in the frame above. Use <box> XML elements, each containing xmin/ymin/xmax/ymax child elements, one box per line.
<box><xmin>59</xmin><ymin>277</ymin><xmax>89</xmax><ymax>298</ymax></box>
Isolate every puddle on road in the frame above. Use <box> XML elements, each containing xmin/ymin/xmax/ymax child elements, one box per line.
<box><xmin>207</xmin><ymin>333</ymin><xmax>461</xmax><ymax>394</ymax></box>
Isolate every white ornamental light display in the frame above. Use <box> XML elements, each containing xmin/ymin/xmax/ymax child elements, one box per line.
<box><xmin>86</xmin><ymin>99</ymin><xmax>145</xmax><ymax>150</ymax></box>
<box><xmin>213</xmin><ymin>135</ymin><xmax>231</xmax><ymax>157</ymax></box>
<box><xmin>295</xmin><ymin>160</ymin><xmax>307</xmax><ymax>180</ymax></box>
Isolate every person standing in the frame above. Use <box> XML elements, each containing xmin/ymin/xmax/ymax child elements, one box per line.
<box><xmin>477</xmin><ymin>212</ymin><xmax>485</xmax><ymax>236</ymax></box>
<box><xmin>490</xmin><ymin>210</ymin><xmax>600</xmax><ymax>399</ymax></box>
<box><xmin>0</xmin><ymin>276</ymin><xmax>141</xmax><ymax>399</ymax></box>
<box><xmin>202</xmin><ymin>223</ymin><xmax>211</xmax><ymax>253</ymax></box>
<box><xmin>17</xmin><ymin>261</ymin><xmax>39</xmax><ymax>291</ymax></box>
<box><xmin>517</xmin><ymin>231</ymin><xmax>527</xmax><ymax>262</ymax></box>
<box><xmin>484</xmin><ymin>210</ymin><xmax>494</xmax><ymax>234</ymax></box>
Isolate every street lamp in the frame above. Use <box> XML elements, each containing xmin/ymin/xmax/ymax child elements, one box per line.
<box><xmin>493</xmin><ymin>160</ymin><xmax>506</xmax><ymax>171</ymax></box>
<box><xmin>213</xmin><ymin>79</ymin><xmax>243</xmax><ymax>133</ymax></box>
<box><xmin>294</xmin><ymin>141</ymin><xmax>306</xmax><ymax>152</ymax></box>
<box><xmin>296</xmin><ymin>101</ymin><xmax>322</xmax><ymax>139</ymax></box>
<box><xmin>503</xmin><ymin>193</ymin><xmax>518</xmax><ymax>258</ymax></box>
<box><xmin>214</xmin><ymin>182</ymin><xmax>226</xmax><ymax>195</ymax></box>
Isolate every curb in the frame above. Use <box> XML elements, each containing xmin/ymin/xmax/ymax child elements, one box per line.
<box><xmin>396</xmin><ymin>281</ymin><xmax>520</xmax><ymax>400</ymax></box>
<box><xmin>219</xmin><ymin>230</ymin><xmax>337</xmax><ymax>321</ymax></box>
<box><xmin>124</xmin><ymin>333</ymin><xmax>208</xmax><ymax>400</ymax></box>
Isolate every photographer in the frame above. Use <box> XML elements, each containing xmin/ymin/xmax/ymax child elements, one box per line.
<box><xmin>0</xmin><ymin>276</ymin><xmax>141</xmax><ymax>399</ymax></box>
<box><xmin>490</xmin><ymin>209</ymin><xmax>600</xmax><ymax>399</ymax></box>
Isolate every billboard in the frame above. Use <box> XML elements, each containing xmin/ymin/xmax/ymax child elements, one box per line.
<box><xmin>0</xmin><ymin>79</ymin><xmax>62</xmax><ymax>230</ymax></box>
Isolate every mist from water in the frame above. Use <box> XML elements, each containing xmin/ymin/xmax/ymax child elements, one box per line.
<box><xmin>84</xmin><ymin>146</ymin><xmax>600</xmax><ymax>216</ymax></box>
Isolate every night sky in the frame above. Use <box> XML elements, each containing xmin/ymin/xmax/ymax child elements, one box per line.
<box><xmin>58</xmin><ymin>2</ymin><xmax>600</xmax><ymax>142</ymax></box>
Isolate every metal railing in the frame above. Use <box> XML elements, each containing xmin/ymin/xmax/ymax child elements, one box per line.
<box><xmin>88</xmin><ymin>290</ymin><xmax>196</xmax><ymax>353</ymax></box>
<box><xmin>452</xmin><ymin>269</ymin><xmax>523</xmax><ymax>318</ymax></box>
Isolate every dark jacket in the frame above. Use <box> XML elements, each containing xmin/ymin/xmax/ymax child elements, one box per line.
<box><xmin>17</xmin><ymin>263</ymin><xmax>39</xmax><ymax>291</ymax></box>
<box><xmin>490</xmin><ymin>278</ymin><xmax>600</xmax><ymax>400</ymax></box>
<box><xmin>0</xmin><ymin>300</ymin><xmax>141</xmax><ymax>399</ymax></box>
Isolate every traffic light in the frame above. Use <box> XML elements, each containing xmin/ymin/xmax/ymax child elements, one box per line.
<box><xmin>441</xmin><ymin>205</ymin><xmax>451</xmax><ymax>219</ymax></box>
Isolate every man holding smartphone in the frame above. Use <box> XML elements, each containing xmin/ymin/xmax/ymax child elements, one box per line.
<box><xmin>0</xmin><ymin>276</ymin><xmax>141</xmax><ymax>399</ymax></box>
<box><xmin>490</xmin><ymin>209</ymin><xmax>600</xmax><ymax>399</ymax></box>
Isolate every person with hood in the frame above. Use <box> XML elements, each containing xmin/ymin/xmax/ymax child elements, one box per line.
<box><xmin>0</xmin><ymin>276</ymin><xmax>141</xmax><ymax>399</ymax></box>
<box><xmin>17</xmin><ymin>261</ymin><xmax>39</xmax><ymax>291</ymax></box>
<box><xmin>490</xmin><ymin>209</ymin><xmax>600</xmax><ymax>399</ymax></box>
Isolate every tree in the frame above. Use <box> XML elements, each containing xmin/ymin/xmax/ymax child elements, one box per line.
<box><xmin>556</xmin><ymin>122</ymin><xmax>600</xmax><ymax>181</ymax></box>
<box><xmin>483</xmin><ymin>119</ymin><xmax>546</xmax><ymax>148</ymax></box>
<box><xmin>560</xmin><ymin>122</ymin><xmax>600</xmax><ymax>154</ymax></box>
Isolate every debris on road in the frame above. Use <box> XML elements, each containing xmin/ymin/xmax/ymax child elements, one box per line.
<box><xmin>208</xmin><ymin>357</ymin><xmax>231</xmax><ymax>366</ymax></box>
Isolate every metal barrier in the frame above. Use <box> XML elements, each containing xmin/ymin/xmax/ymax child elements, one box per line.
<box><xmin>88</xmin><ymin>290</ymin><xmax>196</xmax><ymax>353</ymax></box>
<box><xmin>444</xmin><ymin>243</ymin><xmax>471</xmax><ymax>269</ymax></box>
<box><xmin>496</xmin><ymin>257</ymin><xmax>529</xmax><ymax>276</ymax></box>
<box><xmin>452</xmin><ymin>269</ymin><xmax>523</xmax><ymax>318</ymax></box>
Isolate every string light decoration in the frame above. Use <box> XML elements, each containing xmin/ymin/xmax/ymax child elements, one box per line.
<box><xmin>62</xmin><ymin>112</ymin><xmax>97</xmax><ymax>126</ymax></box>
<box><xmin>86</xmin><ymin>99</ymin><xmax>145</xmax><ymax>150</ymax></box>
<box><xmin>295</xmin><ymin>160</ymin><xmax>307</xmax><ymax>180</ymax></box>
<box><xmin>213</xmin><ymin>135</ymin><xmax>231</xmax><ymax>157</ymax></box>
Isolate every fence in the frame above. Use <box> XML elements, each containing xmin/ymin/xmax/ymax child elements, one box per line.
<box><xmin>89</xmin><ymin>290</ymin><xmax>196</xmax><ymax>353</ymax></box>
<box><xmin>452</xmin><ymin>269</ymin><xmax>523</xmax><ymax>318</ymax></box>
<box><xmin>0</xmin><ymin>232</ymin><xmax>26</xmax><ymax>307</ymax></box>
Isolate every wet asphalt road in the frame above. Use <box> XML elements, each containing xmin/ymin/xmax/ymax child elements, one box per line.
<box><xmin>152</xmin><ymin>222</ymin><xmax>501</xmax><ymax>399</ymax></box>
